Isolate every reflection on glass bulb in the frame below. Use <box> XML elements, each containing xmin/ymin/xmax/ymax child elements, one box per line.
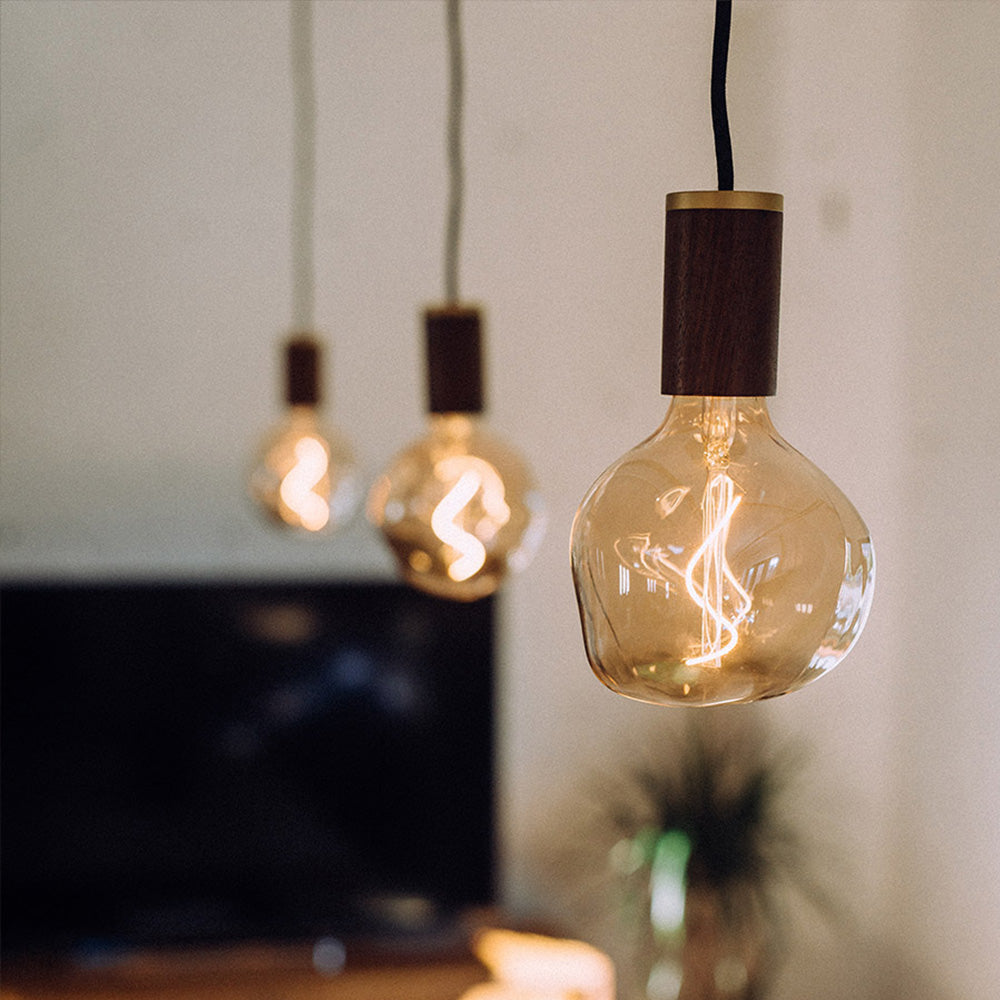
<box><xmin>250</xmin><ymin>405</ymin><xmax>359</xmax><ymax>534</ymax></box>
<box><xmin>368</xmin><ymin>414</ymin><xmax>544</xmax><ymax>601</ymax></box>
<box><xmin>571</xmin><ymin>396</ymin><xmax>874</xmax><ymax>706</ymax></box>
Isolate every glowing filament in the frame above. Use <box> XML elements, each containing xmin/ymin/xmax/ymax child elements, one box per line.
<box><xmin>431</xmin><ymin>456</ymin><xmax>510</xmax><ymax>582</ymax></box>
<box><xmin>683</xmin><ymin>472</ymin><xmax>752</xmax><ymax>666</ymax></box>
<box><xmin>279</xmin><ymin>435</ymin><xmax>330</xmax><ymax>531</ymax></box>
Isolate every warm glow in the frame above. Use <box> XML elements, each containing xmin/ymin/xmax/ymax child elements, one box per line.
<box><xmin>683</xmin><ymin>473</ymin><xmax>752</xmax><ymax>666</ymax></box>
<box><xmin>467</xmin><ymin>929</ymin><xmax>615</xmax><ymax>1000</ymax></box>
<box><xmin>367</xmin><ymin>413</ymin><xmax>544</xmax><ymax>602</ymax></box>
<box><xmin>250</xmin><ymin>405</ymin><xmax>359</xmax><ymax>536</ymax></box>
<box><xmin>612</xmin><ymin>478</ymin><xmax>752</xmax><ymax>668</ymax></box>
<box><xmin>573</xmin><ymin>396</ymin><xmax>875</xmax><ymax>705</ymax></box>
<box><xmin>279</xmin><ymin>435</ymin><xmax>330</xmax><ymax>531</ymax></box>
<box><xmin>431</xmin><ymin>455</ymin><xmax>511</xmax><ymax>582</ymax></box>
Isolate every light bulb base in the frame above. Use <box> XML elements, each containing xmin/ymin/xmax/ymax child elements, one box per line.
<box><xmin>285</xmin><ymin>335</ymin><xmax>321</xmax><ymax>407</ymax></box>
<box><xmin>660</xmin><ymin>191</ymin><xmax>782</xmax><ymax>397</ymax></box>
<box><xmin>425</xmin><ymin>305</ymin><xmax>484</xmax><ymax>414</ymax></box>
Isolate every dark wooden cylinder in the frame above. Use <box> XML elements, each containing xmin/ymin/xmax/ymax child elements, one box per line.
<box><xmin>425</xmin><ymin>305</ymin><xmax>484</xmax><ymax>414</ymax></box>
<box><xmin>661</xmin><ymin>191</ymin><xmax>783</xmax><ymax>397</ymax></box>
<box><xmin>285</xmin><ymin>336</ymin><xmax>321</xmax><ymax>406</ymax></box>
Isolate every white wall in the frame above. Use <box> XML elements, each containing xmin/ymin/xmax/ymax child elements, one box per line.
<box><xmin>1</xmin><ymin>2</ymin><xmax>997</xmax><ymax>996</ymax></box>
<box><xmin>894</xmin><ymin>2</ymin><xmax>1000</xmax><ymax>990</ymax></box>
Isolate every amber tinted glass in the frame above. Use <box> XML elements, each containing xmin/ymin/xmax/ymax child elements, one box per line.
<box><xmin>571</xmin><ymin>397</ymin><xmax>874</xmax><ymax>705</ymax></box>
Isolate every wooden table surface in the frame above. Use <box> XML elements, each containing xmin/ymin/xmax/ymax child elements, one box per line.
<box><xmin>1</xmin><ymin>944</ymin><xmax>490</xmax><ymax>1000</ymax></box>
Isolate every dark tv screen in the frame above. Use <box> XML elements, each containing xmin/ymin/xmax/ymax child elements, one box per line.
<box><xmin>0</xmin><ymin>579</ymin><xmax>495</xmax><ymax>961</ymax></box>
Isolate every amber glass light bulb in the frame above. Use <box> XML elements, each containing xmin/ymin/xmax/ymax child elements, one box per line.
<box><xmin>571</xmin><ymin>395</ymin><xmax>874</xmax><ymax>706</ymax></box>
<box><xmin>250</xmin><ymin>405</ymin><xmax>358</xmax><ymax>533</ymax></box>
<box><xmin>369</xmin><ymin>413</ymin><xmax>543</xmax><ymax>602</ymax></box>
<box><xmin>368</xmin><ymin>306</ymin><xmax>544</xmax><ymax>601</ymax></box>
<box><xmin>571</xmin><ymin>192</ymin><xmax>875</xmax><ymax>706</ymax></box>
<box><xmin>249</xmin><ymin>338</ymin><xmax>359</xmax><ymax>534</ymax></box>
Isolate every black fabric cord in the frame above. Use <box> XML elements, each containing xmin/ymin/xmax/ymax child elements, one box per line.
<box><xmin>711</xmin><ymin>0</ymin><xmax>734</xmax><ymax>191</ymax></box>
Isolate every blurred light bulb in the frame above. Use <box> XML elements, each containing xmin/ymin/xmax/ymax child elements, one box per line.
<box><xmin>251</xmin><ymin>404</ymin><xmax>359</xmax><ymax>533</ymax></box>
<box><xmin>571</xmin><ymin>192</ymin><xmax>874</xmax><ymax>705</ymax></box>
<box><xmin>369</xmin><ymin>413</ymin><xmax>543</xmax><ymax>602</ymax></box>
<box><xmin>250</xmin><ymin>337</ymin><xmax>359</xmax><ymax>534</ymax></box>
<box><xmin>368</xmin><ymin>307</ymin><xmax>544</xmax><ymax>601</ymax></box>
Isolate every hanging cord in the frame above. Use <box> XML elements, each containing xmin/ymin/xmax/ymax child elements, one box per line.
<box><xmin>711</xmin><ymin>0</ymin><xmax>734</xmax><ymax>191</ymax></box>
<box><xmin>290</xmin><ymin>0</ymin><xmax>316</xmax><ymax>330</ymax></box>
<box><xmin>444</xmin><ymin>0</ymin><xmax>464</xmax><ymax>303</ymax></box>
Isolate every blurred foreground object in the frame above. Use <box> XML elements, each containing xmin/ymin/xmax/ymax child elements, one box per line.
<box><xmin>459</xmin><ymin>928</ymin><xmax>615</xmax><ymax>1000</ymax></box>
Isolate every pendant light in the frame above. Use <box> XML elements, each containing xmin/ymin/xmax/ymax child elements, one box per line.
<box><xmin>249</xmin><ymin>0</ymin><xmax>359</xmax><ymax>534</ymax></box>
<box><xmin>570</xmin><ymin>1</ymin><xmax>874</xmax><ymax>706</ymax></box>
<box><xmin>367</xmin><ymin>0</ymin><xmax>545</xmax><ymax>602</ymax></box>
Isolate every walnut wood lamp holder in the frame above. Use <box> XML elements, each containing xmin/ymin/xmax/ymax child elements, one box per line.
<box><xmin>661</xmin><ymin>190</ymin><xmax>783</xmax><ymax>398</ymax></box>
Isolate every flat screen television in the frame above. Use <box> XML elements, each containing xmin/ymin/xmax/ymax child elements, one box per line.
<box><xmin>0</xmin><ymin>579</ymin><xmax>495</xmax><ymax>966</ymax></box>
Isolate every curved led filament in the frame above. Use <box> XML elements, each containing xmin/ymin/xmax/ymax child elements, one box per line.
<box><xmin>432</xmin><ymin>469</ymin><xmax>485</xmax><ymax>581</ymax></box>
<box><xmin>431</xmin><ymin>456</ymin><xmax>511</xmax><ymax>582</ymax></box>
<box><xmin>279</xmin><ymin>435</ymin><xmax>330</xmax><ymax>531</ymax></box>
<box><xmin>683</xmin><ymin>475</ymin><xmax>751</xmax><ymax>666</ymax></box>
<box><xmin>613</xmin><ymin>480</ymin><xmax>751</xmax><ymax>668</ymax></box>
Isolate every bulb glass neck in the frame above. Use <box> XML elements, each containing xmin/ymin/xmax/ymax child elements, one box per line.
<box><xmin>658</xmin><ymin>397</ymin><xmax>775</xmax><ymax>463</ymax></box>
<box><xmin>663</xmin><ymin>395</ymin><xmax>772</xmax><ymax>424</ymax></box>
<box><xmin>285</xmin><ymin>402</ymin><xmax>320</xmax><ymax>422</ymax></box>
<box><xmin>427</xmin><ymin>411</ymin><xmax>480</xmax><ymax>442</ymax></box>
